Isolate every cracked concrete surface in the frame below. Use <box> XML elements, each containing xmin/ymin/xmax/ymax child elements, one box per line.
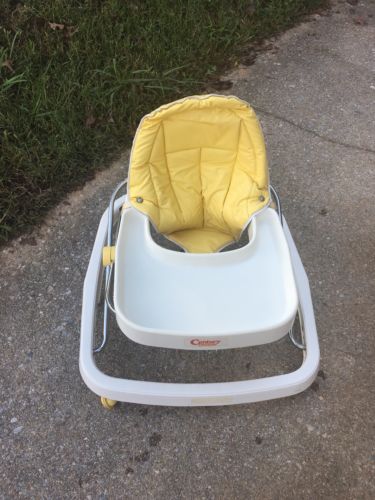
<box><xmin>1</xmin><ymin>1</ymin><xmax>375</xmax><ymax>498</ymax></box>
<box><xmin>251</xmin><ymin>105</ymin><xmax>375</xmax><ymax>154</ymax></box>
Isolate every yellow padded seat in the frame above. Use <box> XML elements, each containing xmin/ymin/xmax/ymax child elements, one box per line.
<box><xmin>128</xmin><ymin>95</ymin><xmax>270</xmax><ymax>253</ymax></box>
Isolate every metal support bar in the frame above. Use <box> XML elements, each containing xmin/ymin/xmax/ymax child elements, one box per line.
<box><xmin>94</xmin><ymin>180</ymin><xmax>127</xmax><ymax>353</ymax></box>
<box><xmin>288</xmin><ymin>309</ymin><xmax>306</xmax><ymax>350</ymax></box>
<box><xmin>270</xmin><ymin>185</ymin><xmax>283</xmax><ymax>226</ymax></box>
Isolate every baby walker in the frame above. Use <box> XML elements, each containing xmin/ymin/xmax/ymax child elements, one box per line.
<box><xmin>79</xmin><ymin>95</ymin><xmax>319</xmax><ymax>409</ymax></box>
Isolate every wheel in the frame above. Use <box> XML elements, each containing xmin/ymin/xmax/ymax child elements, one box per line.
<box><xmin>100</xmin><ymin>397</ymin><xmax>117</xmax><ymax>409</ymax></box>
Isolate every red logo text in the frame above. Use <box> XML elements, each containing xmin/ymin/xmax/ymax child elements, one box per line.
<box><xmin>190</xmin><ymin>339</ymin><xmax>221</xmax><ymax>346</ymax></box>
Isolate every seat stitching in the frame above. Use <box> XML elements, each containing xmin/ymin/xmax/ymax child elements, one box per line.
<box><xmin>161</xmin><ymin>121</ymin><xmax>184</xmax><ymax>218</ymax></box>
<box><xmin>165</xmin><ymin>145</ymin><xmax>235</xmax><ymax>154</ymax></box>
<box><xmin>147</xmin><ymin>123</ymin><xmax>163</xmax><ymax>226</ymax></box>
<box><xmin>199</xmin><ymin>146</ymin><xmax>204</xmax><ymax>228</ymax></box>
<box><xmin>242</xmin><ymin>118</ymin><xmax>264</xmax><ymax>216</ymax></box>
<box><xmin>222</xmin><ymin>119</ymin><xmax>242</xmax><ymax>235</ymax></box>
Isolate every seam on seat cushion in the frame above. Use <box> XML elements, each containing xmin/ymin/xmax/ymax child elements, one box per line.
<box><xmin>165</xmin><ymin>146</ymin><xmax>235</xmax><ymax>154</ymax></box>
<box><xmin>161</xmin><ymin>121</ymin><xmax>184</xmax><ymax>218</ymax></box>
<box><xmin>222</xmin><ymin>119</ymin><xmax>242</xmax><ymax>236</ymax></box>
<box><xmin>198</xmin><ymin>146</ymin><xmax>203</xmax><ymax>228</ymax></box>
<box><xmin>147</xmin><ymin>123</ymin><xmax>163</xmax><ymax>227</ymax></box>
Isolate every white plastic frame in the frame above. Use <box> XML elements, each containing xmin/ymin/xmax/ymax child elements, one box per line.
<box><xmin>79</xmin><ymin>196</ymin><xmax>320</xmax><ymax>406</ymax></box>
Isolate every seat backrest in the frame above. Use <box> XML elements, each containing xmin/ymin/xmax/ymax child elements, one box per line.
<box><xmin>128</xmin><ymin>95</ymin><xmax>270</xmax><ymax>252</ymax></box>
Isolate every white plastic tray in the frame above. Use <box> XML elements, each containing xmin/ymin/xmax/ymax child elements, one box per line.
<box><xmin>114</xmin><ymin>208</ymin><xmax>298</xmax><ymax>349</ymax></box>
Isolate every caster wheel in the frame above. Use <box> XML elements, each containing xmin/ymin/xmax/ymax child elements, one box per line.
<box><xmin>100</xmin><ymin>397</ymin><xmax>117</xmax><ymax>409</ymax></box>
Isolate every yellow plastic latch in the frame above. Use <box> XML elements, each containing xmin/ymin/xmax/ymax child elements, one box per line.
<box><xmin>102</xmin><ymin>246</ymin><xmax>116</xmax><ymax>267</ymax></box>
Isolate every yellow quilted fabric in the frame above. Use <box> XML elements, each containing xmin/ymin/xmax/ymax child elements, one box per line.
<box><xmin>128</xmin><ymin>95</ymin><xmax>269</xmax><ymax>252</ymax></box>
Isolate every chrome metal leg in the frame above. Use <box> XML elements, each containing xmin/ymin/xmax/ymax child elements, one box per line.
<box><xmin>270</xmin><ymin>184</ymin><xmax>283</xmax><ymax>226</ymax></box>
<box><xmin>94</xmin><ymin>266</ymin><xmax>111</xmax><ymax>353</ymax></box>
<box><xmin>288</xmin><ymin>309</ymin><xmax>306</xmax><ymax>350</ymax></box>
<box><xmin>94</xmin><ymin>179</ymin><xmax>127</xmax><ymax>353</ymax></box>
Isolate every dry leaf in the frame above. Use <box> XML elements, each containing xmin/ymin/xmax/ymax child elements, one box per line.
<box><xmin>49</xmin><ymin>22</ymin><xmax>65</xmax><ymax>30</ymax></box>
<box><xmin>353</xmin><ymin>16</ymin><xmax>367</xmax><ymax>25</ymax></box>
<box><xmin>85</xmin><ymin>115</ymin><xmax>96</xmax><ymax>128</ymax></box>
<box><xmin>1</xmin><ymin>59</ymin><xmax>14</xmax><ymax>72</ymax></box>
<box><xmin>241</xmin><ymin>51</ymin><xmax>257</xmax><ymax>66</ymax></box>
<box><xmin>65</xmin><ymin>26</ymin><xmax>79</xmax><ymax>38</ymax></box>
<box><xmin>210</xmin><ymin>80</ymin><xmax>233</xmax><ymax>91</ymax></box>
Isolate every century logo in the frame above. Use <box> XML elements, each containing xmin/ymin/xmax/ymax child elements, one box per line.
<box><xmin>190</xmin><ymin>339</ymin><xmax>221</xmax><ymax>346</ymax></box>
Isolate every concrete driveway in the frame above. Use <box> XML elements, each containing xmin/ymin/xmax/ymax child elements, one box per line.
<box><xmin>1</xmin><ymin>2</ymin><xmax>374</xmax><ymax>498</ymax></box>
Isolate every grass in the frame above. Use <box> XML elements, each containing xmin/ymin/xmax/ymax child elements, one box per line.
<box><xmin>0</xmin><ymin>0</ymin><xmax>327</xmax><ymax>242</ymax></box>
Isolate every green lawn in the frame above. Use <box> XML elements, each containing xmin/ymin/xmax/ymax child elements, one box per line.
<box><xmin>0</xmin><ymin>0</ymin><xmax>327</xmax><ymax>241</ymax></box>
